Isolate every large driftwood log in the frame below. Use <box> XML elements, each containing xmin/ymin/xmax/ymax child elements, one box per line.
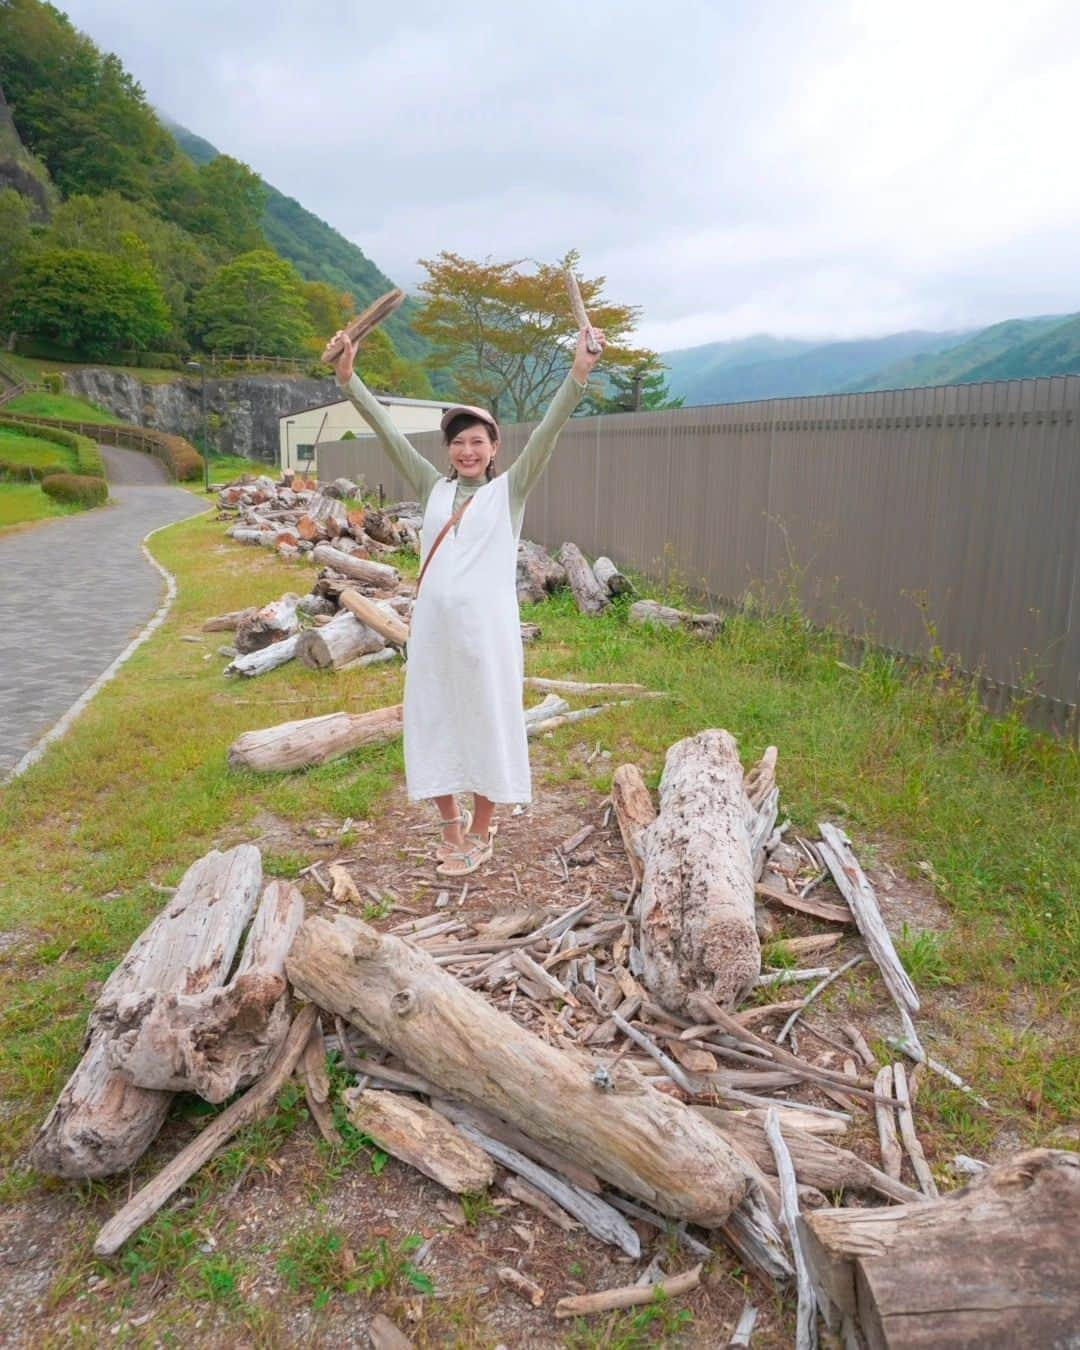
<box><xmin>312</xmin><ymin>543</ymin><xmax>398</xmax><ymax>589</ymax></box>
<box><xmin>227</xmin><ymin>704</ymin><xmax>403</xmax><ymax>773</ymax></box>
<box><xmin>344</xmin><ymin>1089</ymin><xmax>496</xmax><ymax>1193</ymax></box>
<box><xmin>558</xmin><ymin>543</ymin><xmax>610</xmax><ymax>615</ymax></box>
<box><xmin>639</xmin><ymin>730</ymin><xmax>760</xmax><ymax>1014</ymax></box>
<box><xmin>107</xmin><ymin>881</ymin><xmax>304</xmax><ymax>1102</ymax></box>
<box><xmin>593</xmin><ymin>556</ymin><xmax>632</xmax><ymax>596</ymax></box>
<box><xmin>339</xmin><ymin>590</ymin><xmax>410</xmax><ymax>648</ymax></box>
<box><xmin>224</xmin><ymin>633</ymin><xmax>299</xmax><ymax>678</ymax></box>
<box><xmin>611</xmin><ymin>764</ymin><xmax>656</xmax><ymax>888</ymax></box>
<box><xmin>234</xmin><ymin>594</ymin><xmax>300</xmax><ymax>654</ymax></box>
<box><xmin>286</xmin><ymin>914</ymin><xmax>755</xmax><ymax>1227</ymax></box>
<box><xmin>296</xmin><ymin>610</ymin><xmax>385</xmax><ymax>670</ymax></box>
<box><xmin>800</xmin><ymin>1150</ymin><xmax>1080</xmax><ymax>1349</ymax></box>
<box><xmin>517</xmin><ymin>540</ymin><xmax>567</xmax><ymax>604</ymax></box>
<box><xmin>629</xmin><ymin>599</ymin><xmax>723</xmax><ymax>638</ymax></box>
<box><xmin>94</xmin><ymin>1005</ymin><xmax>318</xmax><ymax>1256</ymax></box>
<box><xmin>30</xmin><ymin>847</ymin><xmax>263</xmax><ymax>1178</ymax></box>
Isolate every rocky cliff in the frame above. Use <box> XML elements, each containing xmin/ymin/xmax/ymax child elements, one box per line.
<box><xmin>62</xmin><ymin>369</ymin><xmax>340</xmax><ymax>464</ymax></box>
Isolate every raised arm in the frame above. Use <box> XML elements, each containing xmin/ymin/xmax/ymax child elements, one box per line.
<box><xmin>331</xmin><ymin>330</ymin><xmax>440</xmax><ymax>505</ymax></box>
<box><xmin>507</xmin><ymin>328</ymin><xmax>607</xmax><ymax>513</ymax></box>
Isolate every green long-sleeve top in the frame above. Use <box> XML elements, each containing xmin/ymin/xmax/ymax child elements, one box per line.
<box><xmin>337</xmin><ymin>371</ymin><xmax>588</xmax><ymax>534</ymax></box>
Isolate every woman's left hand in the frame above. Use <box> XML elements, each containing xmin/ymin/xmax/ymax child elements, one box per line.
<box><xmin>571</xmin><ymin>326</ymin><xmax>606</xmax><ymax>384</ymax></box>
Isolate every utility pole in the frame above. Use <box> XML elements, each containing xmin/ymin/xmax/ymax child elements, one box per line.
<box><xmin>186</xmin><ymin>360</ymin><xmax>210</xmax><ymax>492</ymax></box>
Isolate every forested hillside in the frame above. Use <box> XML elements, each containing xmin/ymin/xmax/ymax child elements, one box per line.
<box><xmin>0</xmin><ymin>0</ymin><xmax>428</xmax><ymax>392</ymax></box>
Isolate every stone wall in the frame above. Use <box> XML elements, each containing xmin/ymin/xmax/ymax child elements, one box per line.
<box><xmin>62</xmin><ymin>368</ymin><xmax>340</xmax><ymax>465</ymax></box>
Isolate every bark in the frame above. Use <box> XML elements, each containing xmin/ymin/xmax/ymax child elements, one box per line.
<box><xmin>106</xmin><ymin>881</ymin><xmax>304</xmax><ymax>1102</ymax></box>
<box><xmin>227</xmin><ymin>704</ymin><xmax>403</xmax><ymax>773</ymax></box>
<box><xmin>629</xmin><ymin>599</ymin><xmax>723</xmax><ymax>638</ymax></box>
<box><xmin>362</xmin><ymin>507</ymin><xmax>400</xmax><ymax>547</ymax></box>
<box><xmin>639</xmin><ymin>730</ymin><xmax>760</xmax><ymax>1014</ymax></box>
<box><xmin>593</xmin><ymin>556</ymin><xmax>632</xmax><ymax>596</ymax></box>
<box><xmin>312</xmin><ymin>543</ymin><xmax>398</xmax><ymax>590</ymax></box>
<box><xmin>297</xmin><ymin>610</ymin><xmax>386</xmax><ymax>671</ymax></box>
<box><xmin>800</xmin><ymin>1150</ymin><xmax>1080</xmax><ymax>1349</ymax></box>
<box><xmin>286</xmin><ymin>913</ymin><xmax>755</xmax><ymax>1227</ymax></box>
<box><xmin>234</xmin><ymin>595</ymin><xmax>300</xmax><ymax>656</ymax></box>
<box><xmin>517</xmin><ymin>540</ymin><xmax>567</xmax><ymax>604</ymax></box>
<box><xmin>557</xmin><ymin>543</ymin><xmax>610</xmax><ymax>615</ymax></box>
<box><xmin>30</xmin><ymin>847</ymin><xmax>263</xmax><ymax>1178</ymax></box>
<box><xmin>611</xmin><ymin>764</ymin><xmax>657</xmax><ymax>888</ymax></box>
<box><xmin>344</xmin><ymin>1089</ymin><xmax>496</xmax><ymax>1193</ymax></box>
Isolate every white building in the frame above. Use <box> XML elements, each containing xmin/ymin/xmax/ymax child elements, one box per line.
<box><xmin>278</xmin><ymin>390</ymin><xmax>450</xmax><ymax>478</ymax></box>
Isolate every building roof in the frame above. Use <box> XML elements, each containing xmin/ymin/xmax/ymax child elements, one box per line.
<box><xmin>280</xmin><ymin>390</ymin><xmax>452</xmax><ymax>420</ymax></box>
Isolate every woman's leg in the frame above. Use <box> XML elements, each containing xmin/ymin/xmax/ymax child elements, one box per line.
<box><xmin>434</xmin><ymin>794</ymin><xmax>466</xmax><ymax>850</ymax></box>
<box><xmin>471</xmin><ymin>793</ymin><xmax>496</xmax><ymax>841</ymax></box>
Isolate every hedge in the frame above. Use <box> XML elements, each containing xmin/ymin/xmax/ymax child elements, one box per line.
<box><xmin>0</xmin><ymin>416</ymin><xmax>104</xmax><ymax>478</ymax></box>
<box><xmin>149</xmin><ymin>432</ymin><xmax>202</xmax><ymax>481</ymax></box>
<box><xmin>0</xmin><ymin>459</ymin><xmax>69</xmax><ymax>481</ymax></box>
<box><xmin>41</xmin><ymin>474</ymin><xmax>109</xmax><ymax>506</ymax></box>
<box><xmin>13</xmin><ymin>338</ymin><xmax>184</xmax><ymax>370</ymax></box>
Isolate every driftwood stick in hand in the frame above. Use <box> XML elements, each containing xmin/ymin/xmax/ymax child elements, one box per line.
<box><xmin>94</xmin><ymin>1004</ymin><xmax>318</xmax><ymax>1256</ymax></box>
<box><xmin>554</xmin><ymin>1264</ymin><xmax>702</xmax><ymax>1319</ymax></box>
<box><xmin>320</xmin><ymin>288</ymin><xmax>405</xmax><ymax>364</ymax></box>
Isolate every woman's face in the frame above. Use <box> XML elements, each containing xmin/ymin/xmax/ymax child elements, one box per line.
<box><xmin>448</xmin><ymin>423</ymin><xmax>497</xmax><ymax>479</ymax></box>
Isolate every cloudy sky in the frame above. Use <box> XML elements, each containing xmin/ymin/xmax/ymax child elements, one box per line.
<box><xmin>58</xmin><ymin>0</ymin><xmax>1080</xmax><ymax>351</ymax></box>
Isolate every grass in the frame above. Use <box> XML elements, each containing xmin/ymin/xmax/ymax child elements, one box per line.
<box><xmin>206</xmin><ymin>451</ymin><xmax>271</xmax><ymax>485</ymax></box>
<box><xmin>4</xmin><ymin>391</ymin><xmax>123</xmax><ymax>424</ymax></box>
<box><xmin>4</xmin><ymin>352</ymin><xmax>183</xmax><ymax>387</ymax></box>
<box><xmin>0</xmin><ymin>481</ymin><xmax>80</xmax><ymax>529</ymax></box>
<box><xmin>0</xmin><ymin>426</ymin><xmax>78</xmax><ymax>471</ymax></box>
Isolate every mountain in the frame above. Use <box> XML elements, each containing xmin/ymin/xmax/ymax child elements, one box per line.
<box><xmin>663</xmin><ymin>330</ymin><xmax>964</xmax><ymax>406</ymax></box>
<box><xmin>163</xmin><ymin>118</ymin><xmax>424</xmax><ymax>362</ymax></box>
<box><xmin>844</xmin><ymin>315</ymin><xmax>1071</xmax><ymax>392</ymax></box>
<box><xmin>661</xmin><ymin>335</ymin><xmax>818</xmax><ymax>395</ymax></box>
<box><xmin>937</xmin><ymin>313</ymin><xmax>1080</xmax><ymax>383</ymax></box>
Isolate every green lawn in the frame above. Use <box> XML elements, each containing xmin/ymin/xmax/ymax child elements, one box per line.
<box><xmin>0</xmin><ymin>426</ymin><xmax>78</xmax><ymax>472</ymax></box>
<box><xmin>0</xmin><ymin>482</ymin><xmax>79</xmax><ymax>529</ymax></box>
<box><xmin>4</xmin><ymin>352</ymin><xmax>183</xmax><ymax>387</ymax></box>
<box><xmin>4</xmin><ymin>391</ymin><xmax>123</xmax><ymax>424</ymax></box>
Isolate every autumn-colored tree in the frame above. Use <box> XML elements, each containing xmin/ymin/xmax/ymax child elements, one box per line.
<box><xmin>355</xmin><ymin>328</ymin><xmax>434</xmax><ymax>400</ymax></box>
<box><xmin>301</xmin><ymin>279</ymin><xmax>353</xmax><ymax>347</ymax></box>
<box><xmin>415</xmin><ymin>251</ymin><xmax>651</xmax><ymax>421</ymax></box>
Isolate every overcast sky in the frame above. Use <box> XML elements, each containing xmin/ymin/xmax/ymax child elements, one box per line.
<box><xmin>57</xmin><ymin>0</ymin><xmax>1080</xmax><ymax>352</ymax></box>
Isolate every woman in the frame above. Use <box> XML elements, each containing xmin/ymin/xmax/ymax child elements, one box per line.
<box><xmin>331</xmin><ymin>326</ymin><xmax>606</xmax><ymax>876</ymax></box>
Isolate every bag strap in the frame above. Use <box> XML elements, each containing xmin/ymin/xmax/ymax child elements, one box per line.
<box><xmin>416</xmin><ymin>494</ymin><xmax>475</xmax><ymax>595</ymax></box>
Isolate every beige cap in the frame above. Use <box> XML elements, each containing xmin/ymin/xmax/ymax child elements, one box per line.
<box><xmin>440</xmin><ymin>404</ymin><xmax>500</xmax><ymax>437</ymax></box>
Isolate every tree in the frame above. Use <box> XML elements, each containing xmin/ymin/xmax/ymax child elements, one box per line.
<box><xmin>355</xmin><ymin>328</ymin><xmax>434</xmax><ymax>400</ymax></box>
<box><xmin>415</xmin><ymin>250</ymin><xmax>651</xmax><ymax>421</ymax></box>
<box><xmin>174</xmin><ymin>155</ymin><xmax>267</xmax><ymax>256</ymax></box>
<box><xmin>11</xmin><ymin>247</ymin><xmax>170</xmax><ymax>357</ymax></box>
<box><xmin>0</xmin><ymin>188</ymin><xmax>35</xmax><ymax>326</ymax></box>
<box><xmin>301</xmin><ymin>279</ymin><xmax>352</xmax><ymax>348</ymax></box>
<box><xmin>588</xmin><ymin>356</ymin><xmax>684</xmax><ymax>414</ymax></box>
<box><xmin>193</xmin><ymin>249</ymin><xmax>313</xmax><ymax>356</ymax></box>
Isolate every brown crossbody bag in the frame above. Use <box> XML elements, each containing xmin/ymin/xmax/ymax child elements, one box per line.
<box><xmin>415</xmin><ymin>496</ymin><xmax>474</xmax><ymax>596</ymax></box>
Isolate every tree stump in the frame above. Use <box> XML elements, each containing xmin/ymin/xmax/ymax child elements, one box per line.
<box><xmin>639</xmin><ymin>730</ymin><xmax>760</xmax><ymax>1013</ymax></box>
<box><xmin>296</xmin><ymin>610</ymin><xmax>385</xmax><ymax>670</ymax></box>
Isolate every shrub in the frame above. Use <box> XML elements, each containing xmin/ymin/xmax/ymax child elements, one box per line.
<box><xmin>75</xmin><ymin>439</ymin><xmax>105</xmax><ymax>477</ymax></box>
<box><xmin>148</xmin><ymin>431</ymin><xmax>203</xmax><ymax>481</ymax></box>
<box><xmin>0</xmin><ymin>458</ymin><xmax>69</xmax><ymax>481</ymax></box>
<box><xmin>43</xmin><ymin>373</ymin><xmax>64</xmax><ymax>395</ymax></box>
<box><xmin>41</xmin><ymin>473</ymin><xmax>108</xmax><ymax>506</ymax></box>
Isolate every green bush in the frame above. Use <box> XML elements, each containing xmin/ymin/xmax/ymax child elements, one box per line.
<box><xmin>148</xmin><ymin>431</ymin><xmax>203</xmax><ymax>481</ymax></box>
<box><xmin>43</xmin><ymin>374</ymin><xmax>64</xmax><ymax>395</ymax></box>
<box><xmin>0</xmin><ymin>458</ymin><xmax>69</xmax><ymax>481</ymax></box>
<box><xmin>41</xmin><ymin>473</ymin><xmax>108</xmax><ymax>506</ymax></box>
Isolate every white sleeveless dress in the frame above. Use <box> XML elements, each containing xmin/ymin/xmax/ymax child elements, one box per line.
<box><xmin>404</xmin><ymin>474</ymin><xmax>530</xmax><ymax>803</ymax></box>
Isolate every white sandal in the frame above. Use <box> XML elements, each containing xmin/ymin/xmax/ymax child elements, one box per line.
<box><xmin>436</xmin><ymin>829</ymin><xmax>494</xmax><ymax>878</ymax></box>
<box><xmin>435</xmin><ymin>809</ymin><xmax>472</xmax><ymax>863</ymax></box>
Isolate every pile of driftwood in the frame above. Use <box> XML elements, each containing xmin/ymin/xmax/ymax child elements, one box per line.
<box><xmin>30</xmin><ymin>730</ymin><xmax>1077</xmax><ymax>1344</ymax></box>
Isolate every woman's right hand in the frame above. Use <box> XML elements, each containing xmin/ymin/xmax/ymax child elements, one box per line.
<box><xmin>331</xmin><ymin>330</ymin><xmax>356</xmax><ymax>384</ymax></box>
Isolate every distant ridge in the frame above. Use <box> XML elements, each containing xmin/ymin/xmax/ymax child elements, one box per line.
<box><xmin>162</xmin><ymin>116</ymin><xmax>425</xmax><ymax>362</ymax></box>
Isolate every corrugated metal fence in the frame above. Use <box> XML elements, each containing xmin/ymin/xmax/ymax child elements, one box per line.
<box><xmin>319</xmin><ymin>375</ymin><xmax>1080</xmax><ymax>726</ymax></box>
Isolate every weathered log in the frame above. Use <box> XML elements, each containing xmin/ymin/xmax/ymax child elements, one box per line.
<box><xmin>94</xmin><ymin>1005</ymin><xmax>318</xmax><ymax>1256</ymax></box>
<box><xmin>524</xmin><ymin>677</ymin><xmax>652</xmax><ymax>697</ymax></box>
<box><xmin>640</xmin><ymin>730</ymin><xmax>760</xmax><ymax>1014</ymax></box>
<box><xmin>361</xmin><ymin>506</ymin><xmax>400</xmax><ymax>547</ymax></box>
<box><xmin>593</xmin><ymin>555</ymin><xmax>632</xmax><ymax>596</ymax></box>
<box><xmin>234</xmin><ymin>594</ymin><xmax>300</xmax><ymax>655</ymax></box>
<box><xmin>557</xmin><ymin>542</ymin><xmax>610</xmax><ymax>615</ymax></box>
<box><xmin>297</xmin><ymin>609</ymin><xmax>385</xmax><ymax>671</ymax></box>
<box><xmin>345</xmin><ymin>1089</ymin><xmax>496</xmax><ymax>1193</ymax></box>
<box><xmin>339</xmin><ymin>590</ymin><xmax>410</xmax><ymax>648</ymax></box>
<box><xmin>516</xmin><ymin>540</ymin><xmax>567</xmax><ymax>604</ymax></box>
<box><xmin>800</xmin><ymin>1150</ymin><xmax>1080</xmax><ymax>1349</ymax></box>
<box><xmin>107</xmin><ymin>881</ymin><xmax>304</xmax><ymax>1102</ymax></box>
<box><xmin>202</xmin><ymin>607</ymin><xmax>256</xmax><ymax>633</ymax></box>
<box><xmin>224</xmin><ymin>632</ymin><xmax>299</xmax><ymax>678</ymax></box>
<box><xmin>611</xmin><ymin>763</ymin><xmax>657</xmax><ymax>888</ymax></box>
<box><xmin>228</xmin><ymin>704</ymin><xmax>403</xmax><ymax>773</ymax></box>
<box><xmin>308</xmin><ymin>492</ymin><xmax>349</xmax><ymax>531</ymax></box>
<box><xmin>312</xmin><ymin>543</ymin><xmax>398</xmax><ymax>589</ymax></box>
<box><xmin>744</xmin><ymin>745</ymin><xmax>778</xmax><ymax>811</ymax></box>
<box><xmin>764</xmin><ymin>1110</ymin><xmax>817</xmax><ymax>1350</ymax></box>
<box><xmin>30</xmin><ymin>847</ymin><xmax>263</xmax><ymax>1178</ymax></box>
<box><xmin>286</xmin><ymin>913</ymin><xmax>755</xmax><ymax>1227</ymax></box>
<box><xmin>629</xmin><ymin>599</ymin><xmax>723</xmax><ymax>638</ymax></box>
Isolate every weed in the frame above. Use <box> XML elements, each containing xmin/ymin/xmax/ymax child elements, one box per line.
<box><xmin>276</xmin><ymin>1227</ymin><xmax>432</xmax><ymax>1308</ymax></box>
<box><xmin>459</xmin><ymin>1189</ymin><xmax>499</xmax><ymax>1227</ymax></box>
<box><xmin>761</xmin><ymin>939</ymin><xmax>799</xmax><ymax>970</ymax></box>
<box><xmin>895</xmin><ymin>926</ymin><xmax>954</xmax><ymax>987</ymax></box>
<box><xmin>261</xmin><ymin>850</ymin><xmax>308</xmax><ymax>878</ymax></box>
<box><xmin>564</xmin><ymin>1288</ymin><xmax>694</xmax><ymax>1348</ymax></box>
<box><xmin>192</xmin><ymin>1254</ymin><xmax>246</xmax><ymax>1303</ymax></box>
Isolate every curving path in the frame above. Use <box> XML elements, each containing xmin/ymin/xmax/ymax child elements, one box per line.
<box><xmin>0</xmin><ymin>445</ymin><xmax>208</xmax><ymax>778</ymax></box>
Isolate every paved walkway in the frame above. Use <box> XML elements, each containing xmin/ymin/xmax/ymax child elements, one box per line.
<box><xmin>0</xmin><ymin>446</ymin><xmax>209</xmax><ymax>776</ymax></box>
